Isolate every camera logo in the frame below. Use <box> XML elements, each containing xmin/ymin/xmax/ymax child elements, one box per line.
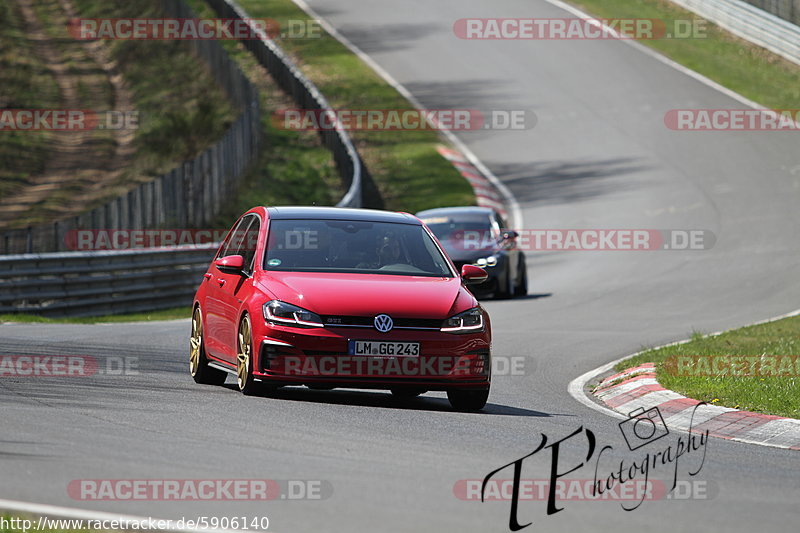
<box><xmin>618</xmin><ymin>406</ymin><xmax>669</xmax><ymax>450</ymax></box>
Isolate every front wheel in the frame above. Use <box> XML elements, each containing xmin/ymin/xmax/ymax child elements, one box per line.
<box><xmin>190</xmin><ymin>306</ymin><xmax>227</xmax><ymax>385</ymax></box>
<box><xmin>237</xmin><ymin>314</ymin><xmax>260</xmax><ymax>395</ymax></box>
<box><xmin>447</xmin><ymin>388</ymin><xmax>490</xmax><ymax>411</ymax></box>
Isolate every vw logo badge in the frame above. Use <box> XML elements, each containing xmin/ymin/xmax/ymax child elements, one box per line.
<box><xmin>374</xmin><ymin>314</ymin><xmax>393</xmax><ymax>333</ymax></box>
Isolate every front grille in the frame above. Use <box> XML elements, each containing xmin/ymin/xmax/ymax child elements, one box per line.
<box><xmin>321</xmin><ymin>315</ymin><xmax>443</xmax><ymax>330</ymax></box>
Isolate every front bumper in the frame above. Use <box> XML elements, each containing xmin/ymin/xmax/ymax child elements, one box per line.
<box><xmin>251</xmin><ymin>323</ymin><xmax>491</xmax><ymax>391</ymax></box>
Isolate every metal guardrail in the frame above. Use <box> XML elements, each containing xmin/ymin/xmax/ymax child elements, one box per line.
<box><xmin>0</xmin><ymin>246</ymin><xmax>217</xmax><ymax>317</ymax></box>
<box><xmin>205</xmin><ymin>0</ymin><xmax>365</xmax><ymax>209</ymax></box>
<box><xmin>670</xmin><ymin>0</ymin><xmax>800</xmax><ymax>66</ymax></box>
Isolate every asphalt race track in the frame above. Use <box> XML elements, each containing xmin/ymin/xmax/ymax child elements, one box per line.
<box><xmin>2</xmin><ymin>0</ymin><xmax>800</xmax><ymax>531</ymax></box>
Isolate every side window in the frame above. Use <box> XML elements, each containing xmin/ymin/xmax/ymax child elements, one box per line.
<box><xmin>217</xmin><ymin>216</ymin><xmax>250</xmax><ymax>259</ymax></box>
<box><xmin>239</xmin><ymin>217</ymin><xmax>260</xmax><ymax>274</ymax></box>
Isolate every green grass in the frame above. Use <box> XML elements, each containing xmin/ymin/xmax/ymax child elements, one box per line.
<box><xmin>1</xmin><ymin>0</ymin><xmax>236</xmax><ymax>228</ymax></box>
<box><xmin>0</xmin><ymin>1</ymin><xmax>59</xmax><ymax>200</ymax></box>
<box><xmin>183</xmin><ymin>0</ymin><xmax>343</xmax><ymax>218</ymax></box>
<box><xmin>568</xmin><ymin>0</ymin><xmax>800</xmax><ymax>109</ymax></box>
<box><xmin>202</xmin><ymin>0</ymin><xmax>476</xmax><ymax>214</ymax></box>
<box><xmin>616</xmin><ymin>315</ymin><xmax>800</xmax><ymax>418</ymax></box>
<box><xmin>0</xmin><ymin>306</ymin><xmax>190</xmax><ymax>324</ymax></box>
<box><xmin>70</xmin><ymin>0</ymin><xmax>236</xmax><ymax>177</ymax></box>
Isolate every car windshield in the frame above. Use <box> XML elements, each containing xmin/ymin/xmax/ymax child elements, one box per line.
<box><xmin>263</xmin><ymin>219</ymin><xmax>454</xmax><ymax>277</ymax></box>
<box><xmin>422</xmin><ymin>217</ymin><xmax>497</xmax><ymax>252</ymax></box>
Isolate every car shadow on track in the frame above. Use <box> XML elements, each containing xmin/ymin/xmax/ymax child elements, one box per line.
<box><xmin>222</xmin><ymin>384</ymin><xmax>555</xmax><ymax>417</ymax></box>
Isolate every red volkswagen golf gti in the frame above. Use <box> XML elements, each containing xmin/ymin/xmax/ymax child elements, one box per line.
<box><xmin>190</xmin><ymin>206</ymin><xmax>492</xmax><ymax>410</ymax></box>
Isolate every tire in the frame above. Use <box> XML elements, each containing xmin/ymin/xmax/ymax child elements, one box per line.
<box><xmin>447</xmin><ymin>388</ymin><xmax>490</xmax><ymax>411</ymax></box>
<box><xmin>236</xmin><ymin>314</ymin><xmax>261</xmax><ymax>396</ymax></box>
<box><xmin>494</xmin><ymin>263</ymin><xmax>514</xmax><ymax>299</ymax></box>
<box><xmin>390</xmin><ymin>388</ymin><xmax>426</xmax><ymax>398</ymax></box>
<box><xmin>190</xmin><ymin>306</ymin><xmax>227</xmax><ymax>385</ymax></box>
<box><xmin>514</xmin><ymin>258</ymin><xmax>528</xmax><ymax>297</ymax></box>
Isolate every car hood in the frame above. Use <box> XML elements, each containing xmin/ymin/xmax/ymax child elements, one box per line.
<box><xmin>255</xmin><ymin>272</ymin><xmax>471</xmax><ymax>318</ymax></box>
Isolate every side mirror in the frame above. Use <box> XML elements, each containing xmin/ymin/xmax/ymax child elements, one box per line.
<box><xmin>461</xmin><ymin>264</ymin><xmax>488</xmax><ymax>285</ymax></box>
<box><xmin>214</xmin><ymin>254</ymin><xmax>245</xmax><ymax>274</ymax></box>
<box><xmin>502</xmin><ymin>230</ymin><xmax>519</xmax><ymax>240</ymax></box>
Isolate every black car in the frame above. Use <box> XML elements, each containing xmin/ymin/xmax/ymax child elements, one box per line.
<box><xmin>417</xmin><ymin>206</ymin><xmax>527</xmax><ymax>298</ymax></box>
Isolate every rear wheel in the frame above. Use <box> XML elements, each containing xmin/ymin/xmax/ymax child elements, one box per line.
<box><xmin>514</xmin><ymin>258</ymin><xmax>528</xmax><ymax>297</ymax></box>
<box><xmin>390</xmin><ymin>388</ymin><xmax>426</xmax><ymax>398</ymax></box>
<box><xmin>495</xmin><ymin>263</ymin><xmax>514</xmax><ymax>299</ymax></box>
<box><xmin>447</xmin><ymin>388</ymin><xmax>490</xmax><ymax>411</ymax></box>
<box><xmin>190</xmin><ymin>307</ymin><xmax>227</xmax><ymax>385</ymax></box>
<box><xmin>237</xmin><ymin>314</ymin><xmax>260</xmax><ymax>395</ymax></box>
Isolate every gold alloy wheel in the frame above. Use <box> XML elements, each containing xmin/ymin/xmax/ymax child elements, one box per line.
<box><xmin>237</xmin><ymin>315</ymin><xmax>252</xmax><ymax>390</ymax></box>
<box><xmin>190</xmin><ymin>307</ymin><xmax>202</xmax><ymax>376</ymax></box>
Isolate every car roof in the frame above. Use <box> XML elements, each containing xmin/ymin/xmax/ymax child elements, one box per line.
<box><xmin>265</xmin><ymin>206</ymin><xmax>420</xmax><ymax>224</ymax></box>
<box><xmin>416</xmin><ymin>206</ymin><xmax>496</xmax><ymax>221</ymax></box>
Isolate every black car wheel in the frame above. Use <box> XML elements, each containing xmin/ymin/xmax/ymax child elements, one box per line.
<box><xmin>494</xmin><ymin>261</ymin><xmax>515</xmax><ymax>299</ymax></box>
<box><xmin>447</xmin><ymin>388</ymin><xmax>490</xmax><ymax>411</ymax></box>
<box><xmin>514</xmin><ymin>257</ymin><xmax>528</xmax><ymax>297</ymax></box>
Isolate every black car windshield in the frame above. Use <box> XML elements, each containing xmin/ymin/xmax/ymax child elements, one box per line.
<box><xmin>263</xmin><ymin>219</ymin><xmax>454</xmax><ymax>277</ymax></box>
<box><xmin>422</xmin><ymin>217</ymin><xmax>497</xmax><ymax>253</ymax></box>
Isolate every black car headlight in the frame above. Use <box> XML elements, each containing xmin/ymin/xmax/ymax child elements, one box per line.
<box><xmin>441</xmin><ymin>307</ymin><xmax>484</xmax><ymax>333</ymax></box>
<box><xmin>263</xmin><ymin>300</ymin><xmax>324</xmax><ymax>328</ymax></box>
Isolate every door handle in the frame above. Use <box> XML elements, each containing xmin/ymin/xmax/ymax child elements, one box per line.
<box><xmin>216</xmin><ymin>278</ymin><xmax>226</xmax><ymax>287</ymax></box>
<box><xmin>203</xmin><ymin>273</ymin><xmax>212</xmax><ymax>280</ymax></box>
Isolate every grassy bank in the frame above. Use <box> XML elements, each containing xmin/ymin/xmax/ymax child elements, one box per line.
<box><xmin>568</xmin><ymin>0</ymin><xmax>800</xmax><ymax>108</ymax></box>
<box><xmin>0</xmin><ymin>1</ymin><xmax>60</xmax><ymax>200</ymax></box>
<box><xmin>0</xmin><ymin>0</ymin><xmax>235</xmax><ymax>228</ymax></box>
<box><xmin>618</xmin><ymin>314</ymin><xmax>800</xmax><ymax>418</ymax></box>
<box><xmin>191</xmin><ymin>0</ymin><xmax>475</xmax><ymax>214</ymax></box>
<box><xmin>0</xmin><ymin>306</ymin><xmax>191</xmax><ymax>324</ymax></box>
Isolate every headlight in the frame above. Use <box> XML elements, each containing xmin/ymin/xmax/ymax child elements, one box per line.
<box><xmin>263</xmin><ymin>300</ymin><xmax>324</xmax><ymax>328</ymax></box>
<box><xmin>474</xmin><ymin>255</ymin><xmax>498</xmax><ymax>268</ymax></box>
<box><xmin>441</xmin><ymin>307</ymin><xmax>484</xmax><ymax>333</ymax></box>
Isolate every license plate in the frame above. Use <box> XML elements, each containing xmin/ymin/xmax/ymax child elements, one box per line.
<box><xmin>348</xmin><ymin>340</ymin><xmax>420</xmax><ymax>357</ymax></box>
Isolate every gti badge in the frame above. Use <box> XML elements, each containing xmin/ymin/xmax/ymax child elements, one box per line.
<box><xmin>374</xmin><ymin>314</ymin><xmax>393</xmax><ymax>333</ymax></box>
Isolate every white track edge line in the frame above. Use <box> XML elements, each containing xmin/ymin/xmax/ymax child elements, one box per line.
<box><xmin>290</xmin><ymin>0</ymin><xmax>523</xmax><ymax>229</ymax></box>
